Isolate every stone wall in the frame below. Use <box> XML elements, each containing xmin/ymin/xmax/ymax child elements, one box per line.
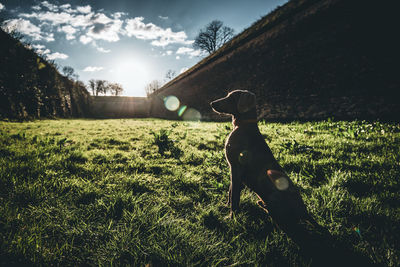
<box><xmin>90</xmin><ymin>96</ymin><xmax>149</xmax><ymax>118</ymax></box>
<box><xmin>149</xmin><ymin>0</ymin><xmax>400</xmax><ymax>121</ymax></box>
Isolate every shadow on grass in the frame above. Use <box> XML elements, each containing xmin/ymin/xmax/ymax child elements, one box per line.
<box><xmin>278</xmin><ymin>218</ymin><xmax>379</xmax><ymax>267</ymax></box>
<box><xmin>0</xmin><ymin>251</ymin><xmax>34</xmax><ymax>267</ymax></box>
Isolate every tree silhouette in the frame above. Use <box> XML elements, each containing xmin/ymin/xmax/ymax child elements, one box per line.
<box><xmin>108</xmin><ymin>82</ymin><xmax>124</xmax><ymax>96</ymax></box>
<box><xmin>193</xmin><ymin>20</ymin><xmax>234</xmax><ymax>55</ymax></box>
<box><xmin>165</xmin><ymin>69</ymin><xmax>176</xmax><ymax>82</ymax></box>
<box><xmin>62</xmin><ymin>66</ymin><xmax>79</xmax><ymax>81</ymax></box>
<box><xmin>88</xmin><ymin>79</ymin><xmax>96</xmax><ymax>96</ymax></box>
<box><xmin>95</xmin><ymin>80</ymin><xmax>108</xmax><ymax>96</ymax></box>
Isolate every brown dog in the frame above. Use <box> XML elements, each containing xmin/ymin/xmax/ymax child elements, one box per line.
<box><xmin>210</xmin><ymin>90</ymin><xmax>377</xmax><ymax>266</ymax></box>
<box><xmin>210</xmin><ymin>90</ymin><xmax>310</xmax><ymax>227</ymax></box>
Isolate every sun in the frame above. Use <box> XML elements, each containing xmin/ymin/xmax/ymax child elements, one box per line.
<box><xmin>109</xmin><ymin>57</ymin><xmax>151</xmax><ymax>96</ymax></box>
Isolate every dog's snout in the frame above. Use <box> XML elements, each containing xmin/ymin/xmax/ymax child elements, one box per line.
<box><xmin>210</xmin><ymin>99</ymin><xmax>221</xmax><ymax>110</ymax></box>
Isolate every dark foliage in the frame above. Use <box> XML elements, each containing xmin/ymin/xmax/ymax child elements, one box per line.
<box><xmin>0</xmin><ymin>29</ymin><xmax>91</xmax><ymax>120</ymax></box>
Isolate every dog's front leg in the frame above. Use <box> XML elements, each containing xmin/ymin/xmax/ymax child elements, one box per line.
<box><xmin>229</xmin><ymin>166</ymin><xmax>244</xmax><ymax>215</ymax></box>
<box><xmin>227</xmin><ymin>183</ymin><xmax>232</xmax><ymax>207</ymax></box>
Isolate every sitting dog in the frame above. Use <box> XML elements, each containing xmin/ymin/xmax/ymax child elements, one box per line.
<box><xmin>211</xmin><ymin>90</ymin><xmax>377</xmax><ymax>266</ymax></box>
<box><xmin>210</xmin><ymin>90</ymin><xmax>310</xmax><ymax>228</ymax></box>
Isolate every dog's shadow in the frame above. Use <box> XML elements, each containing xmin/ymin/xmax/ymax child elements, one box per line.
<box><xmin>227</xmin><ymin>202</ymin><xmax>377</xmax><ymax>267</ymax></box>
<box><xmin>273</xmin><ymin>216</ymin><xmax>378</xmax><ymax>267</ymax></box>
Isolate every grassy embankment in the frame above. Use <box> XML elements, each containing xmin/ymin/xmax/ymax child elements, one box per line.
<box><xmin>0</xmin><ymin>119</ymin><xmax>399</xmax><ymax>266</ymax></box>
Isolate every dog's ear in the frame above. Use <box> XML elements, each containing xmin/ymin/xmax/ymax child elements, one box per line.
<box><xmin>237</xmin><ymin>91</ymin><xmax>256</xmax><ymax>113</ymax></box>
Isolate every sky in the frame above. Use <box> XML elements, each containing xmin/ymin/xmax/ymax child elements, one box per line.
<box><xmin>0</xmin><ymin>0</ymin><xmax>288</xmax><ymax>96</ymax></box>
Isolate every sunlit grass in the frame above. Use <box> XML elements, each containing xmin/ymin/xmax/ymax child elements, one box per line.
<box><xmin>0</xmin><ymin>119</ymin><xmax>399</xmax><ymax>266</ymax></box>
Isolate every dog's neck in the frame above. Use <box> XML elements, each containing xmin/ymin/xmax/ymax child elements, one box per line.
<box><xmin>233</xmin><ymin>118</ymin><xmax>258</xmax><ymax>127</ymax></box>
<box><xmin>232</xmin><ymin>109</ymin><xmax>258</xmax><ymax>127</ymax></box>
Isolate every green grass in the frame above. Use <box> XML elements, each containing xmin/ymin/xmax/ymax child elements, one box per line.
<box><xmin>0</xmin><ymin>119</ymin><xmax>399</xmax><ymax>266</ymax></box>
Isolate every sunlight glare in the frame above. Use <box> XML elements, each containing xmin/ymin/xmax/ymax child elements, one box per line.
<box><xmin>110</xmin><ymin>58</ymin><xmax>151</xmax><ymax>96</ymax></box>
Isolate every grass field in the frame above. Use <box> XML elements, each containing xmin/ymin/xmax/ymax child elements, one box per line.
<box><xmin>0</xmin><ymin>119</ymin><xmax>399</xmax><ymax>266</ymax></box>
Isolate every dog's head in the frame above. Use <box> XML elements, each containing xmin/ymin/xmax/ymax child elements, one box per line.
<box><xmin>210</xmin><ymin>90</ymin><xmax>256</xmax><ymax>116</ymax></box>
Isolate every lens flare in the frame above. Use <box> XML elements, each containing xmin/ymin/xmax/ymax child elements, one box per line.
<box><xmin>178</xmin><ymin>105</ymin><xmax>187</xmax><ymax>117</ymax></box>
<box><xmin>353</xmin><ymin>227</ymin><xmax>362</xmax><ymax>238</ymax></box>
<box><xmin>164</xmin><ymin>96</ymin><xmax>180</xmax><ymax>111</ymax></box>
<box><xmin>274</xmin><ymin>177</ymin><xmax>289</xmax><ymax>191</ymax></box>
<box><xmin>238</xmin><ymin>150</ymin><xmax>252</xmax><ymax>165</ymax></box>
<box><xmin>182</xmin><ymin>108</ymin><xmax>201</xmax><ymax>121</ymax></box>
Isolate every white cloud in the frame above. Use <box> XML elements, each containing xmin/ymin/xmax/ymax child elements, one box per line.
<box><xmin>2</xmin><ymin>18</ymin><xmax>54</xmax><ymax>41</ymax></box>
<box><xmin>45</xmin><ymin>33</ymin><xmax>54</xmax><ymax>42</ymax></box>
<box><xmin>151</xmin><ymin>29</ymin><xmax>192</xmax><ymax>47</ymax></box>
<box><xmin>9</xmin><ymin>2</ymin><xmax>193</xmax><ymax>53</ymax></box>
<box><xmin>112</xmin><ymin>12</ymin><xmax>126</xmax><ymax>19</ymax></box>
<box><xmin>176</xmin><ymin>47</ymin><xmax>193</xmax><ymax>54</ymax></box>
<box><xmin>125</xmin><ymin>17</ymin><xmax>160</xmax><ymax>39</ymax></box>
<box><xmin>29</xmin><ymin>44</ymin><xmax>54</xmax><ymax>56</ymax></box>
<box><xmin>96</xmin><ymin>46</ymin><xmax>111</xmax><ymax>53</ymax></box>
<box><xmin>60</xmin><ymin>4</ymin><xmax>71</xmax><ymax>9</ymax></box>
<box><xmin>47</xmin><ymin>52</ymin><xmax>68</xmax><ymax>60</ymax></box>
<box><xmin>32</xmin><ymin>44</ymin><xmax>45</xmax><ymax>49</ymax></box>
<box><xmin>41</xmin><ymin>1</ymin><xmax>58</xmax><ymax>12</ymax></box>
<box><xmin>0</xmin><ymin>3</ymin><xmax>5</xmax><ymax>11</ymax></box>
<box><xmin>69</xmin><ymin>13</ymin><xmax>94</xmax><ymax>28</ymax></box>
<box><xmin>22</xmin><ymin>11</ymin><xmax>72</xmax><ymax>25</ymax></box>
<box><xmin>20</xmin><ymin>10</ymin><xmax>94</xmax><ymax>29</ymax></box>
<box><xmin>161</xmin><ymin>50</ymin><xmax>173</xmax><ymax>56</ymax></box>
<box><xmin>32</xmin><ymin>44</ymin><xmax>50</xmax><ymax>55</ymax></box>
<box><xmin>92</xmin><ymin>13</ymin><xmax>113</xmax><ymax>24</ymax></box>
<box><xmin>58</xmin><ymin>25</ymin><xmax>76</xmax><ymax>40</ymax></box>
<box><xmin>83</xmin><ymin>66</ymin><xmax>104</xmax><ymax>72</ymax></box>
<box><xmin>125</xmin><ymin>17</ymin><xmax>192</xmax><ymax>47</ymax></box>
<box><xmin>59</xmin><ymin>4</ymin><xmax>74</xmax><ymax>13</ymax></box>
<box><xmin>180</xmin><ymin>67</ymin><xmax>189</xmax><ymax>74</ymax></box>
<box><xmin>92</xmin><ymin>41</ymin><xmax>111</xmax><ymax>53</ymax></box>
<box><xmin>23</xmin><ymin>10</ymin><xmax>123</xmax><ymax>43</ymax></box>
<box><xmin>176</xmin><ymin>56</ymin><xmax>180</xmax><ymax>60</ymax></box>
<box><xmin>86</xmin><ymin>14</ymin><xmax>123</xmax><ymax>42</ymax></box>
<box><xmin>79</xmin><ymin>35</ymin><xmax>93</xmax><ymax>44</ymax></box>
<box><xmin>76</xmin><ymin>5</ymin><xmax>91</xmax><ymax>14</ymax></box>
<box><xmin>176</xmin><ymin>47</ymin><xmax>202</xmax><ymax>57</ymax></box>
<box><xmin>41</xmin><ymin>48</ymin><xmax>51</xmax><ymax>54</ymax></box>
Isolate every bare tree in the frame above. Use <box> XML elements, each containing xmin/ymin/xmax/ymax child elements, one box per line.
<box><xmin>62</xmin><ymin>66</ymin><xmax>79</xmax><ymax>80</ymax></box>
<box><xmin>62</xmin><ymin>66</ymin><xmax>74</xmax><ymax>78</ymax></box>
<box><xmin>193</xmin><ymin>20</ymin><xmax>234</xmax><ymax>55</ymax></box>
<box><xmin>108</xmin><ymin>83</ymin><xmax>124</xmax><ymax>96</ymax></box>
<box><xmin>144</xmin><ymin>80</ymin><xmax>161</xmax><ymax>96</ymax></box>
<box><xmin>88</xmin><ymin>79</ymin><xmax>96</xmax><ymax>96</ymax></box>
<box><xmin>95</xmin><ymin>80</ymin><xmax>108</xmax><ymax>96</ymax></box>
<box><xmin>165</xmin><ymin>69</ymin><xmax>176</xmax><ymax>82</ymax></box>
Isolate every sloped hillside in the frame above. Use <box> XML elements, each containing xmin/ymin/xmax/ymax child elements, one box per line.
<box><xmin>150</xmin><ymin>0</ymin><xmax>400</xmax><ymax>121</ymax></box>
<box><xmin>0</xmin><ymin>29</ymin><xmax>90</xmax><ymax>120</ymax></box>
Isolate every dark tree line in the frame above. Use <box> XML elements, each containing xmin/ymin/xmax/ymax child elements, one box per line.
<box><xmin>0</xmin><ymin>28</ymin><xmax>91</xmax><ymax>120</ymax></box>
